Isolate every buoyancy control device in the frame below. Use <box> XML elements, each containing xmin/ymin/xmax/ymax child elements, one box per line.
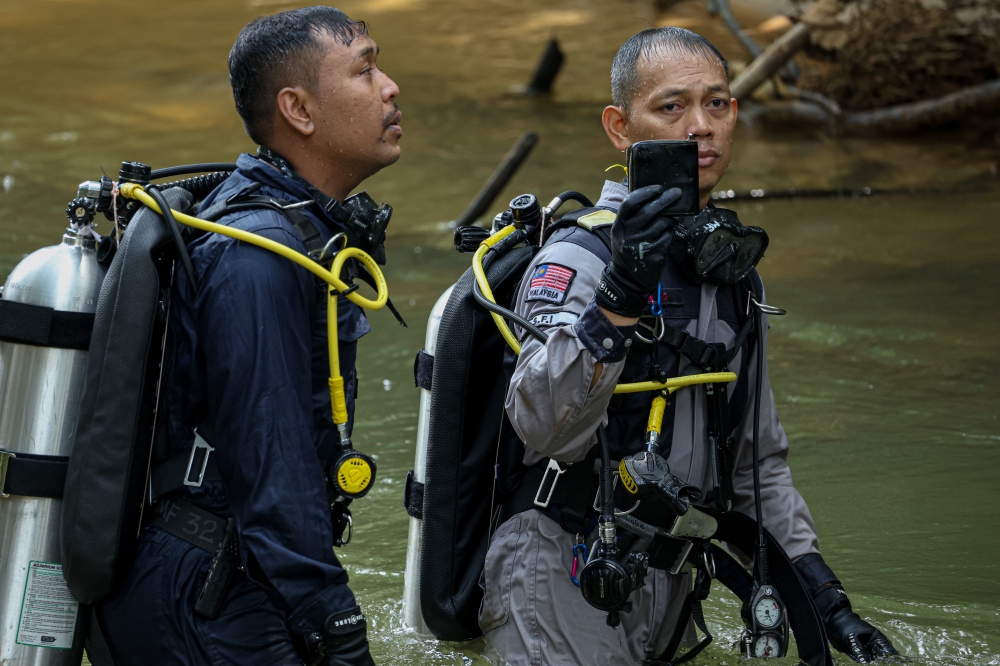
<box><xmin>402</xmin><ymin>191</ymin><xmax>833</xmax><ymax>666</ymax></box>
<box><xmin>0</xmin><ymin>159</ymin><xmax>392</xmax><ymax>665</ymax></box>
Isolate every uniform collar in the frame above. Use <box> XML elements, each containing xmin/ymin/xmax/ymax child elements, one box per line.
<box><xmin>594</xmin><ymin>180</ymin><xmax>628</xmax><ymax>212</ymax></box>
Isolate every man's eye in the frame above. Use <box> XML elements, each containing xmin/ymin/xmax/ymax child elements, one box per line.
<box><xmin>709</xmin><ymin>98</ymin><xmax>727</xmax><ymax>108</ymax></box>
<box><xmin>662</xmin><ymin>103</ymin><xmax>680</xmax><ymax>112</ymax></box>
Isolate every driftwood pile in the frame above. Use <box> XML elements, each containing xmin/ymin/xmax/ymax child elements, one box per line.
<box><xmin>797</xmin><ymin>0</ymin><xmax>1000</xmax><ymax>111</ymax></box>
<box><xmin>723</xmin><ymin>0</ymin><xmax>1000</xmax><ymax>131</ymax></box>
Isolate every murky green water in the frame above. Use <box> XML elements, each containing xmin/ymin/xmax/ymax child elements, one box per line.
<box><xmin>2</xmin><ymin>0</ymin><xmax>998</xmax><ymax>664</ymax></box>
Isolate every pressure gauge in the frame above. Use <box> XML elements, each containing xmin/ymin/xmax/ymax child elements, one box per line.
<box><xmin>741</xmin><ymin>584</ymin><xmax>789</xmax><ymax>659</ymax></box>
<box><xmin>754</xmin><ymin>592</ymin><xmax>782</xmax><ymax>628</ymax></box>
<box><xmin>753</xmin><ymin>633</ymin><xmax>783</xmax><ymax>658</ymax></box>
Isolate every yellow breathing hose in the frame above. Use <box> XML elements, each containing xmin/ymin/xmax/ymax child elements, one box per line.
<box><xmin>470</xmin><ymin>226</ymin><xmax>736</xmax><ymax>395</ymax></box>
<box><xmin>119</xmin><ymin>183</ymin><xmax>387</xmax><ymax>426</ymax></box>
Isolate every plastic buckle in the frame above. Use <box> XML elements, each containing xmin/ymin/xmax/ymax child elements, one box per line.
<box><xmin>534</xmin><ymin>459</ymin><xmax>567</xmax><ymax>509</ymax></box>
<box><xmin>183</xmin><ymin>433</ymin><xmax>215</xmax><ymax>488</ymax></box>
<box><xmin>0</xmin><ymin>451</ymin><xmax>14</xmax><ymax>499</ymax></box>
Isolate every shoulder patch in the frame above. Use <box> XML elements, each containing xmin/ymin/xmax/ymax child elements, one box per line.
<box><xmin>576</xmin><ymin>210</ymin><xmax>616</xmax><ymax>230</ymax></box>
<box><xmin>526</xmin><ymin>263</ymin><xmax>577</xmax><ymax>305</ymax></box>
<box><xmin>529</xmin><ymin>311</ymin><xmax>579</xmax><ymax>328</ymax></box>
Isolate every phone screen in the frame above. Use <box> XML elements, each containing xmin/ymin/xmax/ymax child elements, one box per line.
<box><xmin>626</xmin><ymin>140</ymin><xmax>700</xmax><ymax>215</ymax></box>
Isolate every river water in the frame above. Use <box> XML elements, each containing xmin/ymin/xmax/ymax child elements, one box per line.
<box><xmin>1</xmin><ymin>0</ymin><xmax>998</xmax><ymax>664</ymax></box>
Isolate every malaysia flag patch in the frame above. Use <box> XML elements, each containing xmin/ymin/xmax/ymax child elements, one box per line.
<box><xmin>526</xmin><ymin>263</ymin><xmax>576</xmax><ymax>305</ymax></box>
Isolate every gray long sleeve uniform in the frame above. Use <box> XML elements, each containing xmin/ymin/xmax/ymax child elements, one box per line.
<box><xmin>480</xmin><ymin>180</ymin><xmax>820</xmax><ymax>665</ymax></box>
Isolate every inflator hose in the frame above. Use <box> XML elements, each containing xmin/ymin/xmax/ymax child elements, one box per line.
<box><xmin>149</xmin><ymin>163</ymin><xmax>238</xmax><ymax>180</ymax></box>
<box><xmin>118</xmin><ymin>183</ymin><xmax>388</xmax><ymax>426</ymax></box>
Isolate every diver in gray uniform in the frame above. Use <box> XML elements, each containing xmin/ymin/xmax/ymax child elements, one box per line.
<box><xmin>480</xmin><ymin>28</ymin><xmax>899</xmax><ymax>666</ymax></box>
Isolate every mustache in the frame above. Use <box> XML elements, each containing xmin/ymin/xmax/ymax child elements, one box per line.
<box><xmin>383</xmin><ymin>105</ymin><xmax>402</xmax><ymax>129</ymax></box>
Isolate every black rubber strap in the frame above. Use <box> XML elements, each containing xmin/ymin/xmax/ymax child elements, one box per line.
<box><xmin>0</xmin><ymin>300</ymin><xmax>95</xmax><ymax>350</ymax></box>
<box><xmin>149</xmin><ymin>497</ymin><xmax>227</xmax><ymax>553</ymax></box>
<box><xmin>657</xmin><ymin>561</ymin><xmax>714</xmax><ymax>665</ymax></box>
<box><xmin>404</xmin><ymin>470</ymin><xmax>424</xmax><ymax>519</ymax></box>
<box><xmin>413</xmin><ymin>350</ymin><xmax>434</xmax><ymax>390</ymax></box>
<box><xmin>0</xmin><ymin>451</ymin><xmax>68</xmax><ymax>499</ymax></box>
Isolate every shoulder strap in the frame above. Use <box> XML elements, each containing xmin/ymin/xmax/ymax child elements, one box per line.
<box><xmin>201</xmin><ymin>194</ymin><xmax>326</xmax><ymax>257</ymax></box>
<box><xmin>543</xmin><ymin>207</ymin><xmax>615</xmax><ymax>263</ymax></box>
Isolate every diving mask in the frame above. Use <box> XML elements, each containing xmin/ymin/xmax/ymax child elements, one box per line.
<box><xmin>669</xmin><ymin>207</ymin><xmax>768</xmax><ymax>284</ymax></box>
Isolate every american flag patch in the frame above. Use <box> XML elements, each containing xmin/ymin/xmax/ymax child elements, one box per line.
<box><xmin>526</xmin><ymin>263</ymin><xmax>576</xmax><ymax>305</ymax></box>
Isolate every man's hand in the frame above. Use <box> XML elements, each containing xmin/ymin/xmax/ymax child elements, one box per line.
<box><xmin>815</xmin><ymin>585</ymin><xmax>899</xmax><ymax>663</ymax></box>
<box><xmin>314</xmin><ymin>606</ymin><xmax>376</xmax><ymax>666</ymax></box>
<box><xmin>594</xmin><ymin>185</ymin><xmax>682</xmax><ymax>318</ymax></box>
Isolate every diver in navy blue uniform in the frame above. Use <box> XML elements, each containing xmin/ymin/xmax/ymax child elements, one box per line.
<box><xmin>96</xmin><ymin>8</ymin><xmax>402</xmax><ymax>665</ymax></box>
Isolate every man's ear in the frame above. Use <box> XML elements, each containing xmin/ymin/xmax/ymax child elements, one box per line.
<box><xmin>275</xmin><ymin>86</ymin><xmax>316</xmax><ymax>137</ymax></box>
<box><xmin>602</xmin><ymin>105</ymin><xmax>631</xmax><ymax>152</ymax></box>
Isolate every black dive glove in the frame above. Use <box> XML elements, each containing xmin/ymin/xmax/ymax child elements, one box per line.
<box><xmin>307</xmin><ymin>606</ymin><xmax>376</xmax><ymax>666</ymax></box>
<box><xmin>619</xmin><ymin>451</ymin><xmax>702</xmax><ymax>515</ymax></box>
<box><xmin>814</xmin><ymin>584</ymin><xmax>899</xmax><ymax>663</ymax></box>
<box><xmin>594</xmin><ymin>185</ymin><xmax>683</xmax><ymax>318</ymax></box>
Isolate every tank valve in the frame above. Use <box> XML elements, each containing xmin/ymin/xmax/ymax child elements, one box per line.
<box><xmin>66</xmin><ymin>198</ymin><xmax>96</xmax><ymax>229</ymax></box>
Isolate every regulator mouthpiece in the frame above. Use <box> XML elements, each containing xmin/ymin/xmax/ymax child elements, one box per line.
<box><xmin>454</xmin><ymin>225</ymin><xmax>490</xmax><ymax>253</ymax></box>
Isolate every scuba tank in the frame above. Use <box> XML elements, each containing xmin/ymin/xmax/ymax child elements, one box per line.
<box><xmin>401</xmin><ymin>285</ymin><xmax>453</xmax><ymax>637</ymax></box>
<box><xmin>0</xmin><ymin>215</ymin><xmax>107</xmax><ymax>664</ymax></box>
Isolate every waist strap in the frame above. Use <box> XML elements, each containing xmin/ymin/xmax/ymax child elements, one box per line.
<box><xmin>0</xmin><ymin>450</ymin><xmax>68</xmax><ymax>499</ymax></box>
<box><xmin>149</xmin><ymin>497</ymin><xmax>227</xmax><ymax>553</ymax></box>
<box><xmin>500</xmin><ymin>455</ymin><xmax>597</xmax><ymax>525</ymax></box>
<box><xmin>149</xmin><ymin>431</ymin><xmax>222</xmax><ymax>501</ymax></box>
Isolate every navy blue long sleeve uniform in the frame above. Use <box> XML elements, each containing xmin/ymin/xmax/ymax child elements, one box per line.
<box><xmin>97</xmin><ymin>153</ymin><xmax>369</xmax><ymax>665</ymax></box>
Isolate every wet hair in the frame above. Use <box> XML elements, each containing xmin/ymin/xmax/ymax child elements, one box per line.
<box><xmin>611</xmin><ymin>27</ymin><xmax>729</xmax><ymax>110</ymax></box>
<box><xmin>229</xmin><ymin>6</ymin><xmax>368</xmax><ymax>145</ymax></box>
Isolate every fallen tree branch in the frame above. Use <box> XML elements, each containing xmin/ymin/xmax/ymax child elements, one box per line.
<box><xmin>730</xmin><ymin>22</ymin><xmax>809</xmax><ymax>101</ymax></box>
<box><xmin>740</xmin><ymin>79</ymin><xmax>1000</xmax><ymax>132</ymax></box>
<box><xmin>842</xmin><ymin>79</ymin><xmax>1000</xmax><ymax>131</ymax></box>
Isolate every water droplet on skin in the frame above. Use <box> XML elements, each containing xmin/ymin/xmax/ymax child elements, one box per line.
<box><xmin>383</xmin><ymin>379</ymin><xmax>392</xmax><ymax>391</ymax></box>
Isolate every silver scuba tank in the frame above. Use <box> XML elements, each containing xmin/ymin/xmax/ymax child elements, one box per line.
<box><xmin>402</xmin><ymin>285</ymin><xmax>453</xmax><ymax>636</ymax></box>
<box><xmin>0</xmin><ymin>221</ymin><xmax>106</xmax><ymax>665</ymax></box>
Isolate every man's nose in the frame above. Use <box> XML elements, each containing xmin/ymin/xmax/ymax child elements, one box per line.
<box><xmin>685</xmin><ymin>106</ymin><xmax>713</xmax><ymax>139</ymax></box>
<box><xmin>381</xmin><ymin>71</ymin><xmax>399</xmax><ymax>103</ymax></box>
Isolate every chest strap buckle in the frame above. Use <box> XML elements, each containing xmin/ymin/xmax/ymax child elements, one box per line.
<box><xmin>183</xmin><ymin>432</ymin><xmax>216</xmax><ymax>488</ymax></box>
<box><xmin>0</xmin><ymin>452</ymin><xmax>14</xmax><ymax>499</ymax></box>
<box><xmin>533</xmin><ymin>458</ymin><xmax>567</xmax><ymax>508</ymax></box>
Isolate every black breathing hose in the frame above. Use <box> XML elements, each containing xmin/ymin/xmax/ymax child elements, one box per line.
<box><xmin>159</xmin><ymin>171</ymin><xmax>232</xmax><ymax>201</ymax></box>
<box><xmin>476</xmin><ymin>229</ymin><xmax>550</xmax><ymax>343</ymax></box>
<box><xmin>752</xmin><ymin>307</ymin><xmax>768</xmax><ymax>587</ymax></box>
<box><xmin>595</xmin><ymin>425</ymin><xmax>615</xmax><ymax>525</ymax></box>
<box><xmin>552</xmin><ymin>191</ymin><xmax>594</xmax><ymax>210</ymax></box>
<box><xmin>149</xmin><ymin>163</ymin><xmax>239</xmax><ymax>180</ymax></box>
<box><xmin>472</xmin><ymin>280</ymin><xmax>549</xmax><ymax>343</ymax></box>
<box><xmin>146</xmin><ymin>186</ymin><xmax>199</xmax><ymax>292</ymax></box>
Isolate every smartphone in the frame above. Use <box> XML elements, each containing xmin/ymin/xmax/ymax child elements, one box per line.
<box><xmin>626</xmin><ymin>140</ymin><xmax>700</xmax><ymax>215</ymax></box>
